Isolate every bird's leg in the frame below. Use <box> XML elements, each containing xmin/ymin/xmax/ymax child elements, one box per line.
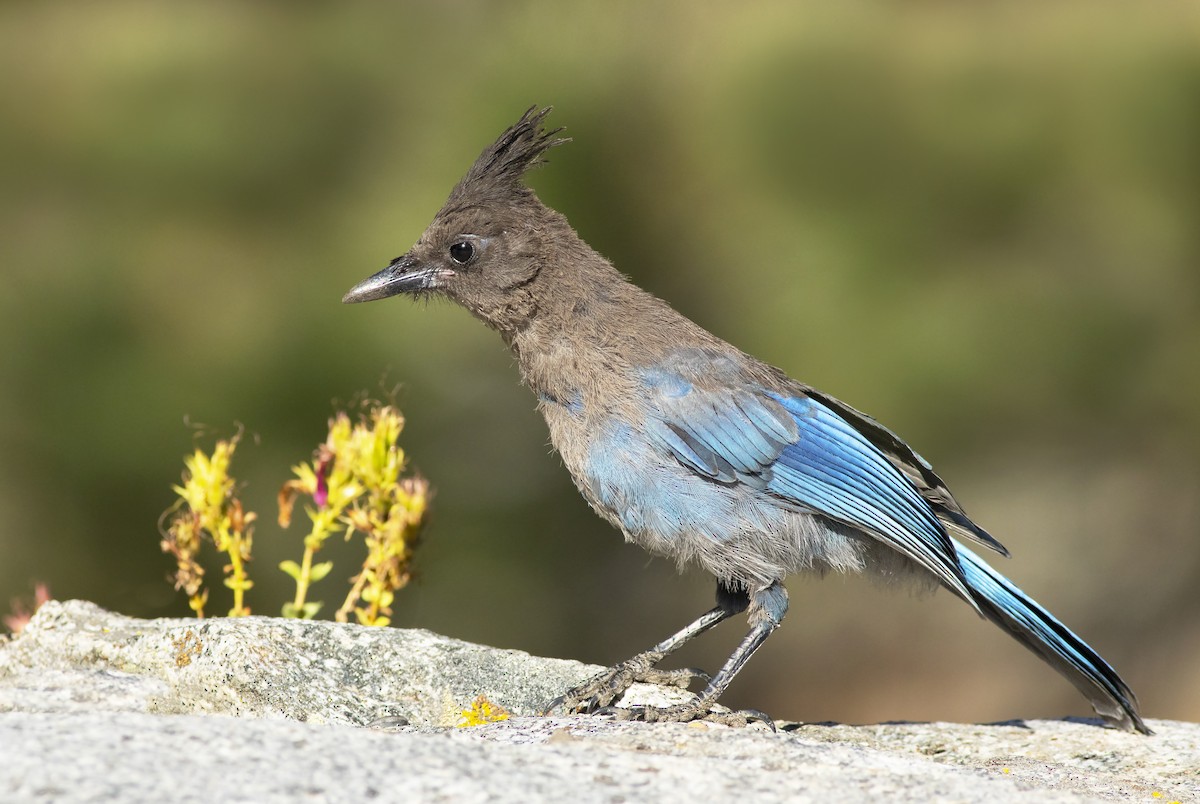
<box><xmin>544</xmin><ymin>581</ymin><xmax>750</xmax><ymax>715</ymax></box>
<box><xmin>608</xmin><ymin>581</ymin><xmax>788</xmax><ymax>726</ymax></box>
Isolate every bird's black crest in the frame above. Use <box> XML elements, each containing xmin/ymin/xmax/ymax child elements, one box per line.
<box><xmin>443</xmin><ymin>106</ymin><xmax>569</xmax><ymax>210</ymax></box>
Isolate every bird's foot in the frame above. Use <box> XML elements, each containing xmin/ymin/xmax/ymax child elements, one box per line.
<box><xmin>543</xmin><ymin>651</ymin><xmax>709</xmax><ymax>715</ymax></box>
<box><xmin>597</xmin><ymin>701</ymin><xmax>776</xmax><ymax>730</ymax></box>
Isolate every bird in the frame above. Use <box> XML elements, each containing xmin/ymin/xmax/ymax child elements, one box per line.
<box><xmin>342</xmin><ymin>106</ymin><xmax>1149</xmax><ymax>734</ymax></box>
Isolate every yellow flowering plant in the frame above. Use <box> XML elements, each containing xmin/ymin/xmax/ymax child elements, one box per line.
<box><xmin>161</xmin><ymin>431</ymin><xmax>254</xmax><ymax>617</ymax></box>
<box><xmin>278</xmin><ymin>404</ymin><xmax>429</xmax><ymax>625</ymax></box>
<box><xmin>160</xmin><ymin>402</ymin><xmax>428</xmax><ymax>623</ymax></box>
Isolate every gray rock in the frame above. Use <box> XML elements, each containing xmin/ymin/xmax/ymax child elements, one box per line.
<box><xmin>0</xmin><ymin>599</ymin><xmax>636</xmax><ymax>726</ymax></box>
<box><xmin>0</xmin><ymin>601</ymin><xmax>1193</xmax><ymax>803</ymax></box>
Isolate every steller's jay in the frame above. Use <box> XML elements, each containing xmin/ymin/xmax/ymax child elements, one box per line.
<box><xmin>343</xmin><ymin>107</ymin><xmax>1148</xmax><ymax>733</ymax></box>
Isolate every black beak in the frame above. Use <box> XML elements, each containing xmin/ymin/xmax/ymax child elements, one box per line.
<box><xmin>342</xmin><ymin>254</ymin><xmax>444</xmax><ymax>304</ymax></box>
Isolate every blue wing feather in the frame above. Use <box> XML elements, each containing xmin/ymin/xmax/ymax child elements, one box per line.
<box><xmin>640</xmin><ymin>364</ymin><xmax>971</xmax><ymax>601</ymax></box>
<box><xmin>777</xmin><ymin>397</ymin><xmax>949</xmax><ymax>536</ymax></box>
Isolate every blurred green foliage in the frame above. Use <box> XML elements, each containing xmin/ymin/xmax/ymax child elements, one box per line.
<box><xmin>1</xmin><ymin>2</ymin><xmax>1197</xmax><ymax>725</ymax></box>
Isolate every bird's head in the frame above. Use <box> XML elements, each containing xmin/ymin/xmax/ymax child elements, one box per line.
<box><xmin>342</xmin><ymin>106</ymin><xmax>570</xmax><ymax>333</ymax></box>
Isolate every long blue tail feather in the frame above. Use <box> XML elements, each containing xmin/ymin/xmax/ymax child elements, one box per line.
<box><xmin>956</xmin><ymin>542</ymin><xmax>1150</xmax><ymax>734</ymax></box>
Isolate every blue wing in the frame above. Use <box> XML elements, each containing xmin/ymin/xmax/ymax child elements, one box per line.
<box><xmin>640</xmin><ymin>359</ymin><xmax>973</xmax><ymax>603</ymax></box>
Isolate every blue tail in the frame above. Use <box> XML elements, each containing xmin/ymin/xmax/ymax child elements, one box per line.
<box><xmin>956</xmin><ymin>542</ymin><xmax>1150</xmax><ymax>734</ymax></box>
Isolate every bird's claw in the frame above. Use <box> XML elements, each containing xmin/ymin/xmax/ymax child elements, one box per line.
<box><xmin>637</xmin><ymin>666</ymin><xmax>711</xmax><ymax>689</ymax></box>
<box><xmin>735</xmin><ymin>708</ymin><xmax>777</xmax><ymax>731</ymax></box>
<box><xmin>544</xmin><ymin>691</ymin><xmax>607</xmax><ymax>715</ymax></box>
<box><xmin>544</xmin><ymin>651</ymin><xmax>708</xmax><ymax>715</ymax></box>
<box><xmin>545</xmin><ymin>655</ymin><xmax>773</xmax><ymax>730</ymax></box>
<box><xmin>543</xmin><ymin>693</ymin><xmax>570</xmax><ymax>715</ymax></box>
<box><xmin>588</xmin><ymin>702</ymin><xmax>776</xmax><ymax>730</ymax></box>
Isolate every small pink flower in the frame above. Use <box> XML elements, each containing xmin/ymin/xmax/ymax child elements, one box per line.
<box><xmin>314</xmin><ymin>453</ymin><xmax>332</xmax><ymax>508</ymax></box>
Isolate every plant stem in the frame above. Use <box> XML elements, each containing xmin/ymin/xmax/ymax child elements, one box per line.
<box><xmin>336</xmin><ymin>570</ymin><xmax>369</xmax><ymax>623</ymax></box>
<box><xmin>291</xmin><ymin>545</ymin><xmax>316</xmax><ymax>612</ymax></box>
<box><xmin>226</xmin><ymin>532</ymin><xmax>250</xmax><ymax>617</ymax></box>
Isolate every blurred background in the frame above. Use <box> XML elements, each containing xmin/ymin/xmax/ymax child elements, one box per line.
<box><xmin>2</xmin><ymin>2</ymin><xmax>1197</xmax><ymax>726</ymax></box>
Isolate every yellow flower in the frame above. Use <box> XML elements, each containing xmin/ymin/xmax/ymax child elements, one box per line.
<box><xmin>457</xmin><ymin>695</ymin><xmax>511</xmax><ymax>727</ymax></box>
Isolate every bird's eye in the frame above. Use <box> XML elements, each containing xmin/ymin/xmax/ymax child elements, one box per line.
<box><xmin>449</xmin><ymin>241</ymin><xmax>474</xmax><ymax>265</ymax></box>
